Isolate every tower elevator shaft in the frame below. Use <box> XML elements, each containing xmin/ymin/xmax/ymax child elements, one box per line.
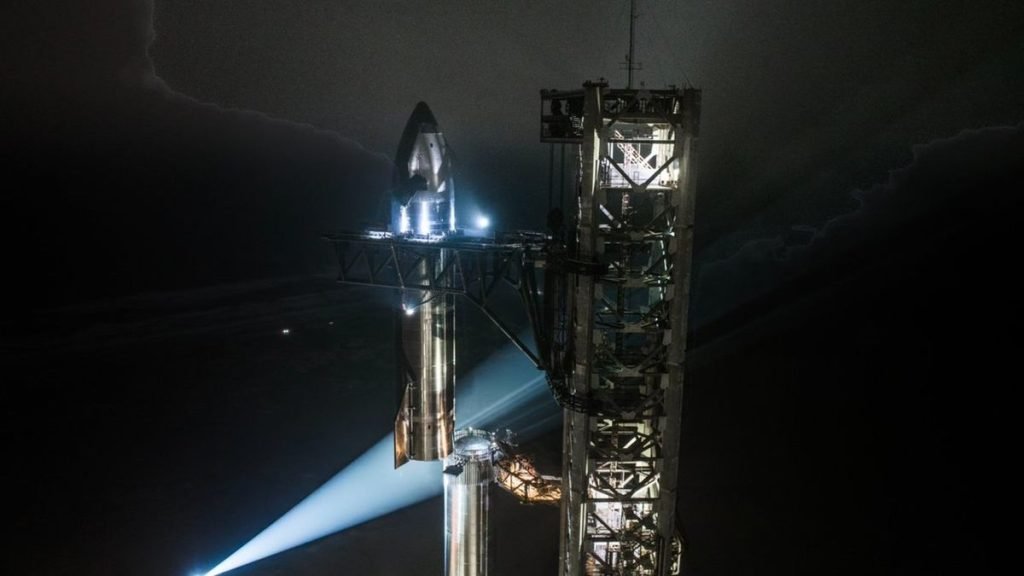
<box><xmin>542</xmin><ymin>82</ymin><xmax>701</xmax><ymax>576</ymax></box>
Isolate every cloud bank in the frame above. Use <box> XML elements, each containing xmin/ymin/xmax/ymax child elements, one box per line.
<box><xmin>693</xmin><ymin>122</ymin><xmax>1024</xmax><ymax>336</ymax></box>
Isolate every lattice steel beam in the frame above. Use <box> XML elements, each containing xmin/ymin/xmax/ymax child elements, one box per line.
<box><xmin>556</xmin><ymin>82</ymin><xmax>700</xmax><ymax>576</ymax></box>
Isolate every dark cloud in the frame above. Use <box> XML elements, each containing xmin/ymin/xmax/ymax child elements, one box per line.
<box><xmin>693</xmin><ymin>122</ymin><xmax>1024</xmax><ymax>340</ymax></box>
<box><xmin>680</xmin><ymin>124</ymin><xmax>1023</xmax><ymax>575</ymax></box>
<box><xmin>2</xmin><ymin>0</ymin><xmax>159</xmax><ymax>93</ymax></box>
<box><xmin>2</xmin><ymin>0</ymin><xmax>393</xmax><ymax>309</ymax></box>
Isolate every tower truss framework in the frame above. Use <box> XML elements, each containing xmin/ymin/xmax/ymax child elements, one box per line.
<box><xmin>322</xmin><ymin>232</ymin><xmax>550</xmax><ymax>369</ymax></box>
<box><xmin>543</xmin><ymin>82</ymin><xmax>700</xmax><ymax>576</ymax></box>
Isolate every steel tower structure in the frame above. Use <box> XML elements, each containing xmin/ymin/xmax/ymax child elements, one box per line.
<box><xmin>541</xmin><ymin>81</ymin><xmax>700</xmax><ymax>576</ymax></box>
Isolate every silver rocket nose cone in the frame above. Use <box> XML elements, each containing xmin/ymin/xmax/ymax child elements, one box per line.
<box><xmin>409</xmin><ymin>101</ymin><xmax>438</xmax><ymax>129</ymax></box>
<box><xmin>394</xmin><ymin>101</ymin><xmax>442</xmax><ymax>181</ymax></box>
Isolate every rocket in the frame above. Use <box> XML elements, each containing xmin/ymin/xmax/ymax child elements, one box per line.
<box><xmin>392</xmin><ymin>102</ymin><xmax>457</xmax><ymax>467</ymax></box>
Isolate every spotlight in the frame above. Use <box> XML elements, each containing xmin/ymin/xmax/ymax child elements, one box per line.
<box><xmin>475</xmin><ymin>215</ymin><xmax>490</xmax><ymax>229</ymax></box>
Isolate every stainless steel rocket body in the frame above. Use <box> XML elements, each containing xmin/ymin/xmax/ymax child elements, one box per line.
<box><xmin>393</xmin><ymin>101</ymin><xmax>458</xmax><ymax>467</ymax></box>
<box><xmin>444</xmin><ymin>429</ymin><xmax>495</xmax><ymax>576</ymax></box>
<box><xmin>395</xmin><ymin>270</ymin><xmax>456</xmax><ymax>465</ymax></box>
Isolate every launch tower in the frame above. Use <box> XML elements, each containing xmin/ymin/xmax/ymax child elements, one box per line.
<box><xmin>541</xmin><ymin>80</ymin><xmax>700</xmax><ymax>576</ymax></box>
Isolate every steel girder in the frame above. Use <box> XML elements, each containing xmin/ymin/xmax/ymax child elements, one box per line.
<box><xmin>559</xmin><ymin>83</ymin><xmax>700</xmax><ymax>576</ymax></box>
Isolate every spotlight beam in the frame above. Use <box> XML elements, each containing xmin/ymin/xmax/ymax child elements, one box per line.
<box><xmin>204</xmin><ymin>436</ymin><xmax>440</xmax><ymax>576</ymax></box>
<box><xmin>203</xmin><ymin>344</ymin><xmax>559</xmax><ymax>575</ymax></box>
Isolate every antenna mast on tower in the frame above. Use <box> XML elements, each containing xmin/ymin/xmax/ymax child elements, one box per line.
<box><xmin>626</xmin><ymin>0</ymin><xmax>641</xmax><ymax>88</ymax></box>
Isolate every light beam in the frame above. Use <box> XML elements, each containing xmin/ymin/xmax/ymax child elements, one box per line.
<box><xmin>203</xmin><ymin>343</ymin><xmax>560</xmax><ymax>575</ymax></box>
<box><xmin>204</xmin><ymin>437</ymin><xmax>440</xmax><ymax>576</ymax></box>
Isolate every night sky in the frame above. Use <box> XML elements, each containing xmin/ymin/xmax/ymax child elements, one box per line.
<box><xmin>3</xmin><ymin>1</ymin><xmax>1023</xmax><ymax>575</ymax></box>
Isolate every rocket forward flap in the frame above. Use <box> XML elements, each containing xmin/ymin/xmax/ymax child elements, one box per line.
<box><xmin>394</xmin><ymin>174</ymin><xmax>428</xmax><ymax>208</ymax></box>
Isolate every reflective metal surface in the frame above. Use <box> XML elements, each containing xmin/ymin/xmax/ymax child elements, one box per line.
<box><xmin>395</xmin><ymin>283</ymin><xmax>455</xmax><ymax>465</ymax></box>
<box><xmin>444</xmin><ymin>429</ymin><xmax>495</xmax><ymax>576</ymax></box>
<box><xmin>392</xmin><ymin>101</ymin><xmax>458</xmax><ymax>467</ymax></box>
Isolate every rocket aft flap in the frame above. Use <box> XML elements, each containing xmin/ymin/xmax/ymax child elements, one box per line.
<box><xmin>394</xmin><ymin>289</ymin><xmax>455</xmax><ymax>467</ymax></box>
